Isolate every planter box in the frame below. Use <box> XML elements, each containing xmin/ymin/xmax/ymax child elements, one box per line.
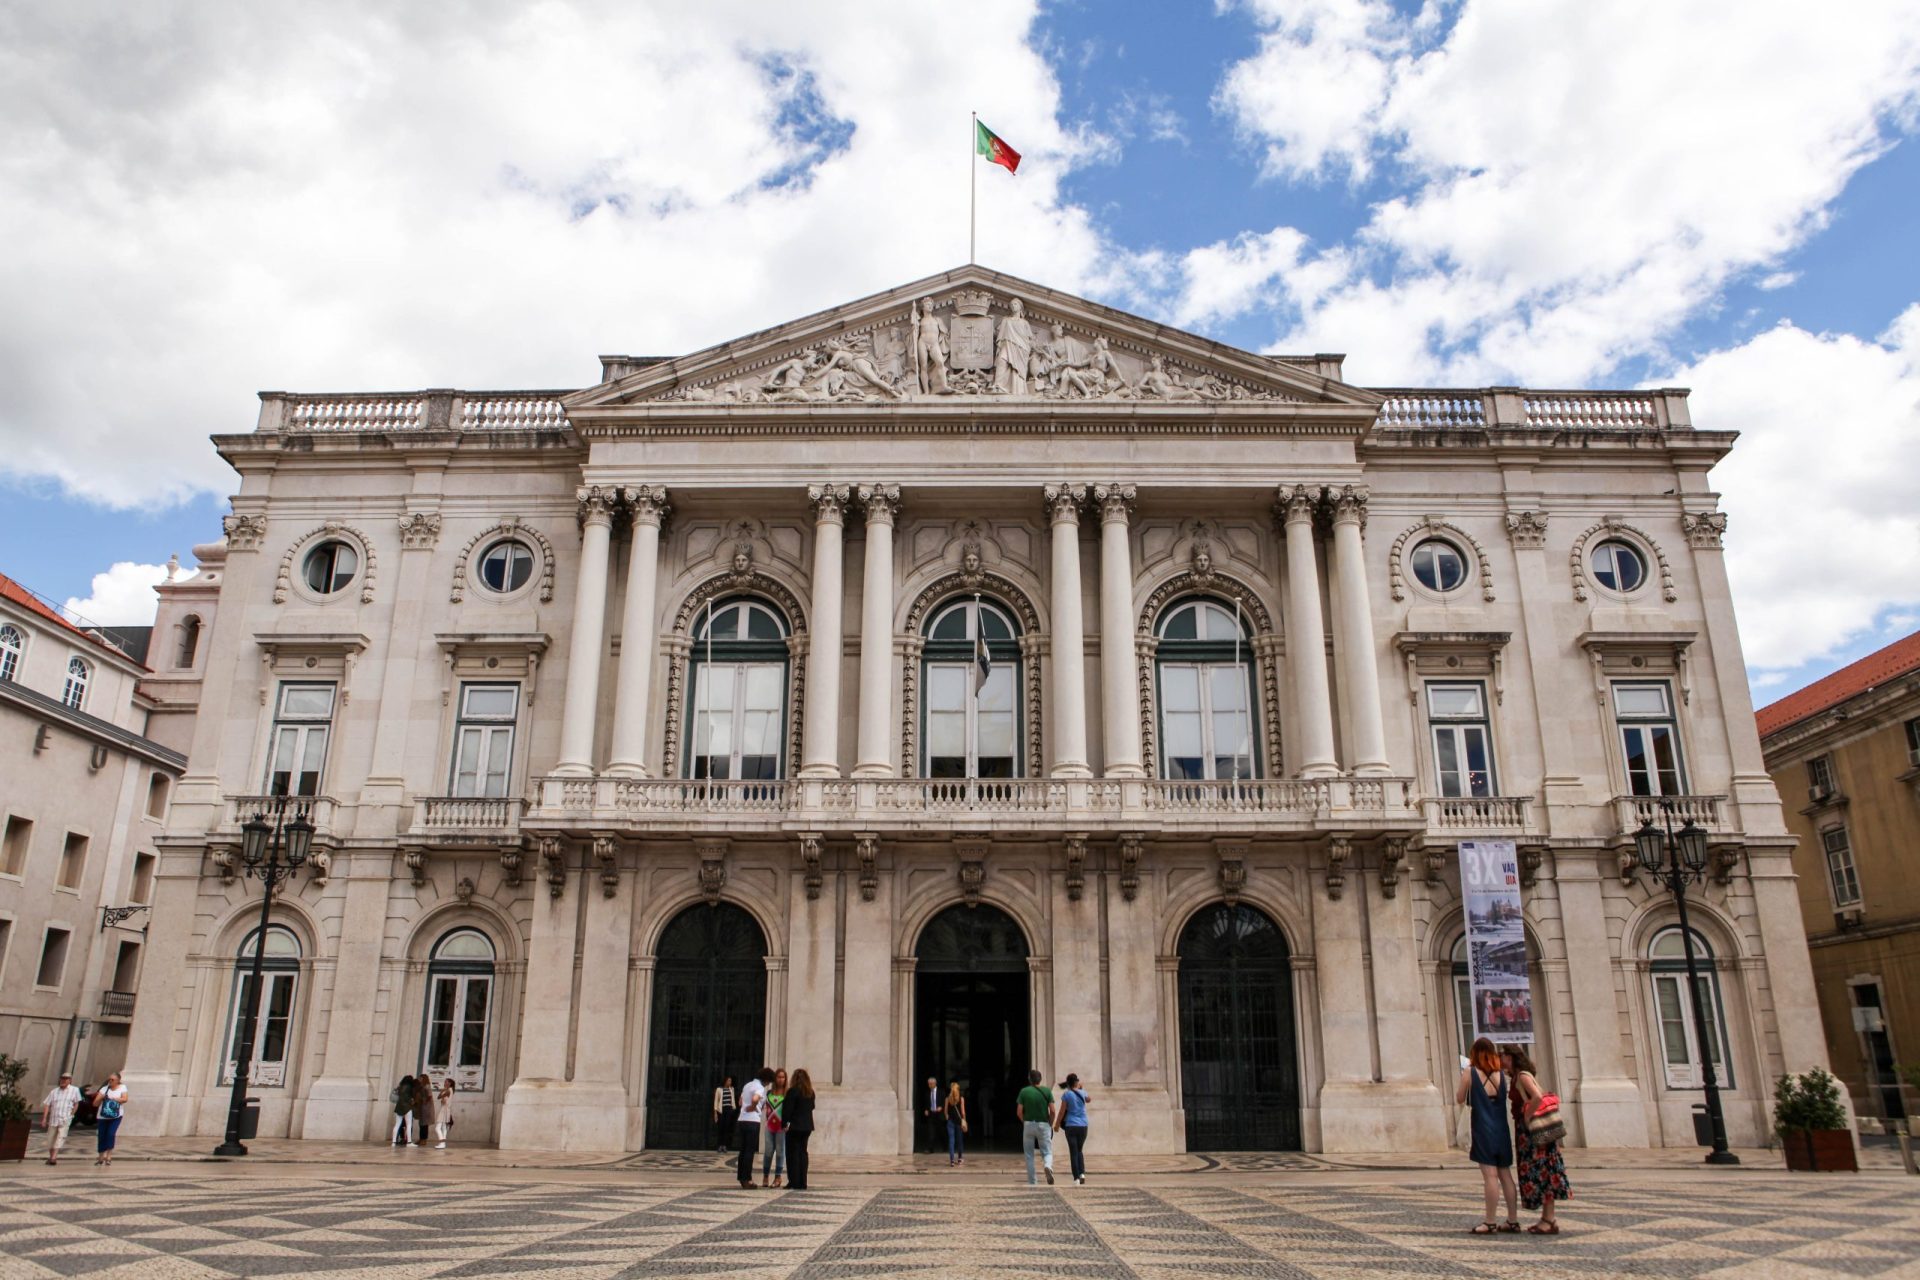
<box><xmin>1782</xmin><ymin>1128</ymin><xmax>1857</xmax><ymax>1172</ymax></box>
<box><xmin>0</xmin><ymin>1118</ymin><xmax>28</xmax><ymax>1162</ymax></box>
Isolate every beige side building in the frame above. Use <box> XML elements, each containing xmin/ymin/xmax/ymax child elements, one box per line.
<box><xmin>1758</xmin><ymin>630</ymin><xmax>1920</xmax><ymax>1128</ymax></box>
<box><xmin>121</xmin><ymin>266</ymin><xmax>1830</xmax><ymax>1154</ymax></box>
<box><xmin>0</xmin><ymin>571</ymin><xmax>185</xmax><ymax>1101</ymax></box>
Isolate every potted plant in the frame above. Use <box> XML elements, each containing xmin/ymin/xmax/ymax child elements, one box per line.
<box><xmin>1774</xmin><ymin>1067</ymin><xmax>1856</xmax><ymax>1172</ymax></box>
<box><xmin>0</xmin><ymin>1054</ymin><xmax>29</xmax><ymax>1162</ymax></box>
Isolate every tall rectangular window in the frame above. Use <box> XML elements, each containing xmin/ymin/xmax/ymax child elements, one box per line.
<box><xmin>36</xmin><ymin>926</ymin><xmax>71</xmax><ymax>989</ymax></box>
<box><xmin>130</xmin><ymin>852</ymin><xmax>156</xmax><ymax>904</ymax></box>
<box><xmin>1614</xmin><ymin>682</ymin><xmax>1685</xmax><ymax>796</ymax></box>
<box><xmin>57</xmin><ymin>832</ymin><xmax>88</xmax><ymax>889</ymax></box>
<box><xmin>450</xmin><ymin>684</ymin><xmax>519</xmax><ymax>797</ymax></box>
<box><xmin>0</xmin><ymin>918</ymin><xmax>12</xmax><ymax>983</ymax></box>
<box><xmin>1907</xmin><ymin>717</ymin><xmax>1920</xmax><ymax>767</ymax></box>
<box><xmin>266</xmin><ymin>683</ymin><xmax>335</xmax><ymax>796</ymax></box>
<box><xmin>112</xmin><ymin>940</ymin><xmax>142</xmax><ymax>992</ymax></box>
<box><xmin>1427</xmin><ymin>682</ymin><xmax>1495</xmax><ymax>797</ymax></box>
<box><xmin>1</xmin><ymin>815</ymin><xmax>30</xmax><ymax>876</ymax></box>
<box><xmin>1822</xmin><ymin>826</ymin><xmax>1862</xmax><ymax>908</ymax></box>
<box><xmin>691</xmin><ymin>663</ymin><xmax>786</xmax><ymax>781</ymax></box>
<box><xmin>1806</xmin><ymin>754</ymin><xmax>1836</xmax><ymax>796</ymax></box>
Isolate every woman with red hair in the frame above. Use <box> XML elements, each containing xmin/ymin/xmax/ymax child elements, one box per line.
<box><xmin>1455</xmin><ymin>1037</ymin><xmax>1519</xmax><ymax>1234</ymax></box>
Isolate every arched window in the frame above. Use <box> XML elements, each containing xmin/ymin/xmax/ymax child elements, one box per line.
<box><xmin>920</xmin><ymin>598</ymin><xmax>1022</xmax><ymax>778</ymax></box>
<box><xmin>62</xmin><ymin>657</ymin><xmax>90</xmax><ymax>710</ymax></box>
<box><xmin>1155</xmin><ymin>598</ymin><xmax>1257</xmax><ymax>781</ymax></box>
<box><xmin>175</xmin><ymin>615</ymin><xmax>202</xmax><ymax>669</ymax></box>
<box><xmin>1648</xmin><ymin>926</ymin><xmax>1733</xmax><ymax>1089</ymax></box>
<box><xmin>422</xmin><ymin>929</ymin><xmax>496</xmax><ymax>1090</ymax></box>
<box><xmin>1177</xmin><ymin>903</ymin><xmax>1299</xmax><ymax>1150</ymax></box>
<box><xmin>223</xmin><ymin>925</ymin><xmax>300</xmax><ymax>1087</ymax></box>
<box><xmin>0</xmin><ymin>624</ymin><xmax>21</xmax><ymax>682</ymax></box>
<box><xmin>687</xmin><ymin>597</ymin><xmax>790</xmax><ymax>782</ymax></box>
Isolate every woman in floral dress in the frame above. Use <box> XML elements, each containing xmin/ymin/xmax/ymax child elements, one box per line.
<box><xmin>1504</xmin><ymin>1046</ymin><xmax>1570</xmax><ymax>1234</ymax></box>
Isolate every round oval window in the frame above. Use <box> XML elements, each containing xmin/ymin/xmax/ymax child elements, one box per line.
<box><xmin>303</xmin><ymin>540</ymin><xmax>359</xmax><ymax>595</ymax></box>
<box><xmin>1591</xmin><ymin>539</ymin><xmax>1646</xmax><ymax>592</ymax></box>
<box><xmin>1410</xmin><ymin>539</ymin><xmax>1466</xmax><ymax>592</ymax></box>
<box><xmin>478</xmin><ymin>540</ymin><xmax>534</xmax><ymax>593</ymax></box>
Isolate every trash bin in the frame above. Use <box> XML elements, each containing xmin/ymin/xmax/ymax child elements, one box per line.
<box><xmin>239</xmin><ymin>1099</ymin><xmax>261</xmax><ymax>1141</ymax></box>
<box><xmin>1691</xmin><ymin>1103</ymin><xmax>1712</xmax><ymax>1147</ymax></box>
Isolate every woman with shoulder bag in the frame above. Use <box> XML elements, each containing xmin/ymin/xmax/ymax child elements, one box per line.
<box><xmin>782</xmin><ymin>1069</ymin><xmax>817</xmax><ymax>1190</ymax></box>
<box><xmin>1055</xmin><ymin>1073</ymin><xmax>1091</xmax><ymax>1186</ymax></box>
<box><xmin>1504</xmin><ymin>1045</ymin><xmax>1570</xmax><ymax>1234</ymax></box>
<box><xmin>1455</xmin><ymin>1039</ymin><xmax>1518</xmax><ymax>1234</ymax></box>
<box><xmin>943</xmin><ymin>1080</ymin><xmax>967</xmax><ymax>1166</ymax></box>
<box><xmin>93</xmin><ymin>1073</ymin><xmax>128</xmax><ymax>1166</ymax></box>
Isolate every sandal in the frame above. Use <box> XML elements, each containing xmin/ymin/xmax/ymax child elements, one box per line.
<box><xmin>1528</xmin><ymin>1222</ymin><xmax>1559</xmax><ymax>1235</ymax></box>
<box><xmin>1470</xmin><ymin>1222</ymin><xmax>1498</xmax><ymax>1235</ymax></box>
<box><xmin>1499</xmin><ymin>1221</ymin><xmax>1521</xmax><ymax>1233</ymax></box>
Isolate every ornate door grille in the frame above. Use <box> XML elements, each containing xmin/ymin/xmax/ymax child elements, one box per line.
<box><xmin>1177</xmin><ymin>902</ymin><xmax>1301</xmax><ymax>1151</ymax></box>
<box><xmin>644</xmin><ymin>903</ymin><xmax>767</xmax><ymax>1150</ymax></box>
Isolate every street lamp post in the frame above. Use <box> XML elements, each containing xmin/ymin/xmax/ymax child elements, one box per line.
<box><xmin>1634</xmin><ymin>804</ymin><xmax>1740</xmax><ymax>1166</ymax></box>
<box><xmin>213</xmin><ymin>795</ymin><xmax>313</xmax><ymax>1157</ymax></box>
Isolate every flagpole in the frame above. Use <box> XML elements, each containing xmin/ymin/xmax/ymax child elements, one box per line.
<box><xmin>969</xmin><ymin>111</ymin><xmax>977</xmax><ymax>264</ymax></box>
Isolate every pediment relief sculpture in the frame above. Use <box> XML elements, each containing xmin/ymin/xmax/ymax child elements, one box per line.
<box><xmin>653</xmin><ymin>287</ymin><xmax>1301</xmax><ymax>406</ymax></box>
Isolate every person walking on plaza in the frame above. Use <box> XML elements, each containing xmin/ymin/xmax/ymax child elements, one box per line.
<box><xmin>713</xmin><ymin>1076</ymin><xmax>738</xmax><ymax>1153</ymax></box>
<box><xmin>40</xmin><ymin>1071</ymin><xmax>82</xmax><ymax>1165</ymax></box>
<box><xmin>922</xmin><ymin>1076</ymin><xmax>942</xmax><ymax>1154</ymax></box>
<box><xmin>1016</xmin><ymin>1069</ymin><xmax>1055</xmax><ymax>1186</ymax></box>
<box><xmin>760</xmin><ymin>1068</ymin><xmax>789</xmax><ymax>1188</ymax></box>
<box><xmin>1505</xmin><ymin>1045</ymin><xmax>1570</xmax><ymax>1235</ymax></box>
<box><xmin>1054</xmin><ymin>1072</ymin><xmax>1090</xmax><ymax>1186</ymax></box>
<box><xmin>783</xmin><ymin>1069</ymin><xmax>817</xmax><ymax>1190</ymax></box>
<box><xmin>735</xmin><ymin>1067</ymin><xmax>772</xmax><ymax>1189</ymax></box>
<box><xmin>432</xmin><ymin>1077</ymin><xmax>455</xmax><ymax>1148</ymax></box>
<box><xmin>390</xmin><ymin>1075</ymin><xmax>415</xmax><ymax>1145</ymax></box>
<box><xmin>92</xmin><ymin>1073</ymin><xmax>128</xmax><ymax>1167</ymax></box>
<box><xmin>943</xmin><ymin>1080</ymin><xmax>968</xmax><ymax>1166</ymax></box>
<box><xmin>1457</xmin><ymin>1038</ymin><xmax>1518</xmax><ymax>1234</ymax></box>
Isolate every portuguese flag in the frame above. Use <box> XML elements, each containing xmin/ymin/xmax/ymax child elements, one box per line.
<box><xmin>976</xmin><ymin>119</ymin><xmax>1021</xmax><ymax>174</ymax></box>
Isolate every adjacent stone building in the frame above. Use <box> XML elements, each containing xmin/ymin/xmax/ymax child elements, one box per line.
<box><xmin>122</xmin><ymin>266</ymin><xmax>1829</xmax><ymax>1154</ymax></box>
<box><xmin>0</xmin><ymin>571</ymin><xmax>186</xmax><ymax>1101</ymax></box>
<box><xmin>1758</xmin><ymin>630</ymin><xmax>1920</xmax><ymax>1129</ymax></box>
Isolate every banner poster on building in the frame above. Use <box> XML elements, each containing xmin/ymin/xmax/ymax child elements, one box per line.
<box><xmin>1459</xmin><ymin>839</ymin><xmax>1533</xmax><ymax>1044</ymax></box>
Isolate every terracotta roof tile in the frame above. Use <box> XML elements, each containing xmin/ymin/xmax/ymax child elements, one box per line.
<box><xmin>1756</xmin><ymin>629</ymin><xmax>1920</xmax><ymax>738</ymax></box>
<box><xmin>0</xmin><ymin>570</ymin><xmax>151</xmax><ymax>667</ymax></box>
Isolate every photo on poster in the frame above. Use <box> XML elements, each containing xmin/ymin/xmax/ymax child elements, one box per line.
<box><xmin>1466</xmin><ymin>891</ymin><xmax>1523</xmax><ymax>939</ymax></box>
<box><xmin>1470</xmin><ymin>938</ymin><xmax>1529</xmax><ymax>986</ymax></box>
<box><xmin>1474</xmin><ymin>987</ymin><xmax>1534</xmax><ymax>1041</ymax></box>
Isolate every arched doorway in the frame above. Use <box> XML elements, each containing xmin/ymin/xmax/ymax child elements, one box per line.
<box><xmin>644</xmin><ymin>903</ymin><xmax>767</xmax><ymax>1150</ymax></box>
<box><xmin>1177</xmin><ymin>902</ymin><xmax>1301</xmax><ymax>1150</ymax></box>
<box><xmin>914</xmin><ymin>903</ymin><xmax>1030</xmax><ymax>1152</ymax></box>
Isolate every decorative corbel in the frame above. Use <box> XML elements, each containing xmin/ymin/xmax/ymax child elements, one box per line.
<box><xmin>1710</xmin><ymin>842</ymin><xmax>1742</xmax><ymax>885</ymax></box>
<box><xmin>1519</xmin><ymin>844</ymin><xmax>1545</xmax><ymax>889</ymax></box>
<box><xmin>307</xmin><ymin>848</ymin><xmax>331</xmax><ymax>889</ymax></box>
<box><xmin>696</xmin><ymin>839</ymin><xmax>729</xmax><ymax>902</ymax></box>
<box><xmin>1326</xmin><ymin>835</ymin><xmax>1352</xmax><ymax>900</ymax></box>
<box><xmin>1380</xmin><ymin>836</ymin><xmax>1408</xmax><ymax>898</ymax></box>
<box><xmin>541</xmin><ymin>835</ymin><xmax>566</xmax><ymax>898</ymax></box>
<box><xmin>210</xmin><ymin>844</ymin><xmax>237</xmax><ymax>885</ymax></box>
<box><xmin>956</xmin><ymin>840</ymin><xmax>988</xmax><ymax>906</ymax></box>
<box><xmin>1619</xmin><ymin>845</ymin><xmax>1639</xmax><ymax>886</ymax></box>
<box><xmin>1063</xmin><ymin>833</ymin><xmax>1088</xmax><ymax>902</ymax></box>
<box><xmin>593</xmin><ymin>835</ymin><xmax>618</xmax><ymax>898</ymax></box>
<box><xmin>799</xmin><ymin>833</ymin><xmax>824</xmax><ymax>901</ymax></box>
<box><xmin>855</xmin><ymin>833</ymin><xmax>879</xmax><ymax>902</ymax></box>
<box><xmin>500</xmin><ymin>843</ymin><xmax>523</xmax><ymax>888</ymax></box>
<box><xmin>404</xmin><ymin>848</ymin><xmax>426</xmax><ymax>888</ymax></box>
<box><xmin>1423</xmin><ymin>840</ymin><xmax>1449</xmax><ymax>886</ymax></box>
<box><xmin>1118</xmin><ymin>832</ymin><xmax>1144</xmax><ymax>903</ymax></box>
<box><xmin>1216</xmin><ymin>841</ymin><xmax>1248</xmax><ymax>904</ymax></box>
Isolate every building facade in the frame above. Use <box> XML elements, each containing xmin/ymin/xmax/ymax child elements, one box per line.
<box><xmin>0</xmin><ymin>572</ymin><xmax>186</xmax><ymax>1101</ymax></box>
<box><xmin>122</xmin><ymin>267</ymin><xmax>1829</xmax><ymax>1154</ymax></box>
<box><xmin>1758</xmin><ymin>631</ymin><xmax>1920</xmax><ymax>1129</ymax></box>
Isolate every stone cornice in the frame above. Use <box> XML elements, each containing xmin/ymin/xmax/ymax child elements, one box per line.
<box><xmin>0</xmin><ymin>678</ymin><xmax>187</xmax><ymax>771</ymax></box>
<box><xmin>1760</xmin><ymin>675</ymin><xmax>1920</xmax><ymax>759</ymax></box>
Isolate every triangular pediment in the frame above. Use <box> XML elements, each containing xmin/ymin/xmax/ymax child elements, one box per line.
<box><xmin>567</xmin><ymin>266</ymin><xmax>1379</xmax><ymax>414</ymax></box>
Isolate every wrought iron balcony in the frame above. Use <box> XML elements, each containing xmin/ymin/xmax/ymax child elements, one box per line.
<box><xmin>98</xmin><ymin>990</ymin><xmax>136</xmax><ymax>1020</ymax></box>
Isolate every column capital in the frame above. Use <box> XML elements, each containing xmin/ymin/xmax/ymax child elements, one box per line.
<box><xmin>1328</xmin><ymin>483</ymin><xmax>1369</xmax><ymax>531</ymax></box>
<box><xmin>1274</xmin><ymin>483</ymin><xmax>1320</xmax><ymax>528</ymax></box>
<box><xmin>576</xmin><ymin>485</ymin><xmax>618</xmax><ymax>527</ymax></box>
<box><xmin>1681</xmin><ymin>510</ymin><xmax>1728</xmax><ymax>549</ymax></box>
<box><xmin>1093</xmin><ymin>482</ymin><xmax>1136</xmax><ymax>524</ymax></box>
<box><xmin>807</xmin><ymin>483</ymin><xmax>853</xmax><ymax>525</ymax></box>
<box><xmin>856</xmin><ymin>483</ymin><xmax>902</xmax><ymax>525</ymax></box>
<box><xmin>1504</xmin><ymin>509</ymin><xmax>1549</xmax><ymax>549</ymax></box>
<box><xmin>621</xmin><ymin>484</ymin><xmax>671</xmax><ymax>529</ymax></box>
<box><xmin>1043</xmin><ymin>481</ymin><xmax>1087</xmax><ymax>525</ymax></box>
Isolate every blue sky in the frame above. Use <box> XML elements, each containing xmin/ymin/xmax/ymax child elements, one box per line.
<box><xmin>3</xmin><ymin>0</ymin><xmax>1917</xmax><ymax>707</ymax></box>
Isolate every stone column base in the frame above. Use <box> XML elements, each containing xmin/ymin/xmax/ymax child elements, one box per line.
<box><xmin>301</xmin><ymin>1076</ymin><xmax>379</xmax><ymax>1141</ymax></box>
<box><xmin>1318</xmin><ymin>1080</ymin><xmax>1449</xmax><ymax>1153</ymax></box>
<box><xmin>498</xmin><ymin>1079</ymin><xmax>629</xmax><ymax>1153</ymax></box>
<box><xmin>1572</xmin><ymin>1076</ymin><xmax>1649</xmax><ymax>1147</ymax></box>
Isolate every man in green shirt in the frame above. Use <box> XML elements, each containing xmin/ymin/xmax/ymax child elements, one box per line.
<box><xmin>1016</xmin><ymin>1069</ymin><xmax>1056</xmax><ymax>1185</ymax></box>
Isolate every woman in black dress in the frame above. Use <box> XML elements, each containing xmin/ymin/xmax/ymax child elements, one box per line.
<box><xmin>783</xmin><ymin>1069</ymin><xmax>817</xmax><ymax>1190</ymax></box>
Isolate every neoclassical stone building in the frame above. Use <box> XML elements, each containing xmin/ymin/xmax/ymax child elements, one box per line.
<box><xmin>124</xmin><ymin>266</ymin><xmax>1830</xmax><ymax>1155</ymax></box>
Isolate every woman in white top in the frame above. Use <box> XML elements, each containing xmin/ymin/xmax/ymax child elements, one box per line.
<box><xmin>433</xmin><ymin>1078</ymin><xmax>456</xmax><ymax>1148</ymax></box>
<box><xmin>93</xmin><ymin>1072</ymin><xmax>129</xmax><ymax>1166</ymax></box>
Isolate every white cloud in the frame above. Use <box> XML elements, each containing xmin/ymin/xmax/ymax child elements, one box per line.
<box><xmin>63</xmin><ymin>561</ymin><xmax>185</xmax><ymax>626</ymax></box>
<box><xmin>1171</xmin><ymin>225</ymin><xmax>1307</xmax><ymax>327</ymax></box>
<box><xmin>0</xmin><ymin>0</ymin><xmax>1119</xmax><ymax>507</ymax></box>
<box><xmin>1757</xmin><ymin>272</ymin><xmax>1799</xmax><ymax>292</ymax></box>
<box><xmin>1675</xmin><ymin>308</ymin><xmax>1920</xmax><ymax>674</ymax></box>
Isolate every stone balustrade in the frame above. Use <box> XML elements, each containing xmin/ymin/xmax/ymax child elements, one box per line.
<box><xmin>1615</xmin><ymin>793</ymin><xmax>1729</xmax><ymax>835</ymax></box>
<box><xmin>1422</xmin><ymin>794</ymin><xmax>1534</xmax><ymax>833</ymax></box>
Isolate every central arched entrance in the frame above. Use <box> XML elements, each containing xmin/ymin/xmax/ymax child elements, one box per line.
<box><xmin>644</xmin><ymin>903</ymin><xmax>767</xmax><ymax>1150</ymax></box>
<box><xmin>914</xmin><ymin>903</ymin><xmax>1030</xmax><ymax>1152</ymax></box>
<box><xmin>1177</xmin><ymin>901</ymin><xmax>1301</xmax><ymax>1151</ymax></box>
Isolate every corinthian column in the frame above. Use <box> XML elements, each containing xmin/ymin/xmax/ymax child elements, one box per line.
<box><xmin>800</xmin><ymin>484</ymin><xmax>851</xmax><ymax>778</ymax></box>
<box><xmin>1328</xmin><ymin>484</ymin><xmax>1390</xmax><ymax>774</ymax></box>
<box><xmin>853</xmin><ymin>484</ymin><xmax>901</xmax><ymax>778</ymax></box>
<box><xmin>605</xmin><ymin>486</ymin><xmax>670</xmax><ymax>776</ymax></box>
<box><xmin>1044</xmin><ymin>483</ymin><xmax>1091</xmax><ymax>778</ymax></box>
<box><xmin>1277</xmin><ymin>485</ymin><xmax>1338</xmax><ymax>777</ymax></box>
<box><xmin>555</xmin><ymin>486</ymin><xmax>617</xmax><ymax>776</ymax></box>
<box><xmin>1094</xmin><ymin>483</ymin><xmax>1143</xmax><ymax>777</ymax></box>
